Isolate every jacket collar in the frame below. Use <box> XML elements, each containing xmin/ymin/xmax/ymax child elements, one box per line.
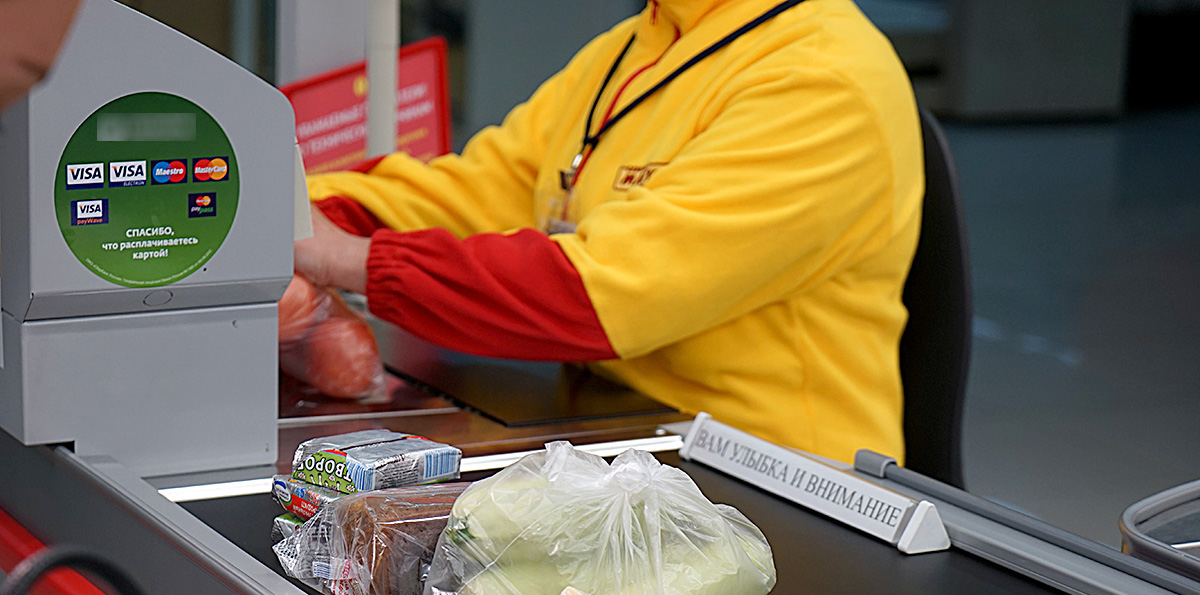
<box><xmin>651</xmin><ymin>0</ymin><xmax>731</xmax><ymax>34</ymax></box>
<box><xmin>636</xmin><ymin>0</ymin><xmax>786</xmax><ymax>55</ymax></box>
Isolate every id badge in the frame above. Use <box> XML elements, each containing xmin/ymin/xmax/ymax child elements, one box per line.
<box><xmin>539</xmin><ymin>162</ymin><xmax>581</xmax><ymax>234</ymax></box>
<box><xmin>540</xmin><ymin>190</ymin><xmax>578</xmax><ymax>234</ymax></box>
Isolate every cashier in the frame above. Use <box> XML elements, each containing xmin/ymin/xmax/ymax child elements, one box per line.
<box><xmin>294</xmin><ymin>0</ymin><xmax>923</xmax><ymax>465</ymax></box>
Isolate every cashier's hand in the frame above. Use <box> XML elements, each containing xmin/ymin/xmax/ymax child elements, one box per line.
<box><xmin>294</xmin><ymin>204</ymin><xmax>370</xmax><ymax>295</ymax></box>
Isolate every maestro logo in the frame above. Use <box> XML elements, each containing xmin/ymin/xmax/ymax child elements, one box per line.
<box><xmin>192</xmin><ymin>156</ymin><xmax>229</xmax><ymax>182</ymax></box>
<box><xmin>71</xmin><ymin>199</ymin><xmax>108</xmax><ymax>225</ymax></box>
<box><xmin>151</xmin><ymin>159</ymin><xmax>188</xmax><ymax>184</ymax></box>
<box><xmin>188</xmin><ymin>192</ymin><xmax>216</xmax><ymax>218</ymax></box>
<box><xmin>65</xmin><ymin>163</ymin><xmax>105</xmax><ymax>189</ymax></box>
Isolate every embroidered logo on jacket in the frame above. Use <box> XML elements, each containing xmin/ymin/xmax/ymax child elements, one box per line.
<box><xmin>613</xmin><ymin>163</ymin><xmax>666</xmax><ymax>190</ymax></box>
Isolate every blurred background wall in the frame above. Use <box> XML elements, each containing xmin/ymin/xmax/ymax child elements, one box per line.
<box><xmin>120</xmin><ymin>0</ymin><xmax>1200</xmax><ymax>131</ymax></box>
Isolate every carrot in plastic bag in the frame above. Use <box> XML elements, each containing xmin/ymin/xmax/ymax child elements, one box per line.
<box><xmin>278</xmin><ymin>274</ymin><xmax>386</xmax><ymax>400</ymax></box>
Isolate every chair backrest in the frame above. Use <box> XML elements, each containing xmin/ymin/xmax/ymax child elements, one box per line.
<box><xmin>899</xmin><ymin>109</ymin><xmax>973</xmax><ymax>489</ymax></box>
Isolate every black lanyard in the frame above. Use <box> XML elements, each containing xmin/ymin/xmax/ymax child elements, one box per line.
<box><xmin>573</xmin><ymin>0</ymin><xmax>808</xmax><ymax>174</ymax></box>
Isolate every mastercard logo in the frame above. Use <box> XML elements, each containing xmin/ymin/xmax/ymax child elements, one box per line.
<box><xmin>152</xmin><ymin>159</ymin><xmax>188</xmax><ymax>184</ymax></box>
<box><xmin>193</xmin><ymin>156</ymin><xmax>229</xmax><ymax>182</ymax></box>
<box><xmin>188</xmin><ymin>192</ymin><xmax>217</xmax><ymax>218</ymax></box>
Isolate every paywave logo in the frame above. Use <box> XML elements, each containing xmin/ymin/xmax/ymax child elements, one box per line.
<box><xmin>151</xmin><ymin>159</ymin><xmax>188</xmax><ymax>184</ymax></box>
<box><xmin>71</xmin><ymin>199</ymin><xmax>108</xmax><ymax>225</ymax></box>
<box><xmin>66</xmin><ymin>163</ymin><xmax>105</xmax><ymax>189</ymax></box>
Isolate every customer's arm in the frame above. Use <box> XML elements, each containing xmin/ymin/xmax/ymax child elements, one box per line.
<box><xmin>0</xmin><ymin>0</ymin><xmax>80</xmax><ymax>111</ymax></box>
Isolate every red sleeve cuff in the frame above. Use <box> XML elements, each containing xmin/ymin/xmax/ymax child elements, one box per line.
<box><xmin>364</xmin><ymin>227</ymin><xmax>617</xmax><ymax>362</ymax></box>
<box><xmin>314</xmin><ymin>195</ymin><xmax>387</xmax><ymax>237</ymax></box>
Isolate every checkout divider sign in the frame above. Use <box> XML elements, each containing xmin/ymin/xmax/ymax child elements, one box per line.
<box><xmin>680</xmin><ymin>412</ymin><xmax>951</xmax><ymax>554</ymax></box>
<box><xmin>280</xmin><ymin>36</ymin><xmax>451</xmax><ymax>174</ymax></box>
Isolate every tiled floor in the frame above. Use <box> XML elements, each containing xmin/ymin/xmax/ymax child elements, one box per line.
<box><xmin>949</xmin><ymin>107</ymin><xmax>1200</xmax><ymax>548</ymax></box>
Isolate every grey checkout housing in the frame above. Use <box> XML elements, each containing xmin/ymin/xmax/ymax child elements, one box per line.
<box><xmin>1121</xmin><ymin>478</ymin><xmax>1200</xmax><ymax>582</ymax></box>
<box><xmin>0</xmin><ymin>0</ymin><xmax>295</xmax><ymax>477</ymax></box>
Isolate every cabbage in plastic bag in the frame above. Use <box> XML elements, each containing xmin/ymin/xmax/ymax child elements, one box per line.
<box><xmin>424</xmin><ymin>441</ymin><xmax>776</xmax><ymax>595</ymax></box>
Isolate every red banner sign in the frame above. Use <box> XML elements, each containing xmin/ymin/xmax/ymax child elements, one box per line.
<box><xmin>280</xmin><ymin>37</ymin><xmax>451</xmax><ymax>174</ymax></box>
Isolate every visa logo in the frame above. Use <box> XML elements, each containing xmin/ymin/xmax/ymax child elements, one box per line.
<box><xmin>108</xmin><ymin>160</ymin><xmax>147</xmax><ymax>187</ymax></box>
<box><xmin>71</xmin><ymin>198</ymin><xmax>108</xmax><ymax>226</ymax></box>
<box><xmin>66</xmin><ymin>163</ymin><xmax>105</xmax><ymax>189</ymax></box>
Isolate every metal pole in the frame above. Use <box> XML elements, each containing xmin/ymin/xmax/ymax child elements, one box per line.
<box><xmin>230</xmin><ymin>0</ymin><xmax>261</xmax><ymax>75</ymax></box>
<box><xmin>366</xmin><ymin>0</ymin><xmax>399</xmax><ymax>158</ymax></box>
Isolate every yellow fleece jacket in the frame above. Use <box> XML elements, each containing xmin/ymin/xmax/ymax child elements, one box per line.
<box><xmin>308</xmin><ymin>0</ymin><xmax>922</xmax><ymax>464</ymax></box>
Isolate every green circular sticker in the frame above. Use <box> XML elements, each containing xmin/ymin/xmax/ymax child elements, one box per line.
<box><xmin>55</xmin><ymin>92</ymin><xmax>238</xmax><ymax>287</ymax></box>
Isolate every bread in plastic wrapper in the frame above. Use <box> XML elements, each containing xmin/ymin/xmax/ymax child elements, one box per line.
<box><xmin>279</xmin><ymin>273</ymin><xmax>387</xmax><ymax>400</ymax></box>
<box><xmin>275</xmin><ymin>483</ymin><xmax>470</xmax><ymax>595</ymax></box>
<box><xmin>423</xmin><ymin>441</ymin><xmax>776</xmax><ymax>595</ymax></box>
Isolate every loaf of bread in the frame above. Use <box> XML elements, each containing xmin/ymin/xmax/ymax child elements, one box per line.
<box><xmin>336</xmin><ymin>485</ymin><xmax>467</xmax><ymax>595</ymax></box>
<box><xmin>275</xmin><ymin>483</ymin><xmax>470</xmax><ymax>595</ymax></box>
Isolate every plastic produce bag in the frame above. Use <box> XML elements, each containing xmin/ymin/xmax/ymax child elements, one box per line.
<box><xmin>275</xmin><ymin>483</ymin><xmax>470</xmax><ymax>595</ymax></box>
<box><xmin>279</xmin><ymin>273</ymin><xmax>386</xmax><ymax>400</ymax></box>
<box><xmin>424</xmin><ymin>441</ymin><xmax>776</xmax><ymax>595</ymax></box>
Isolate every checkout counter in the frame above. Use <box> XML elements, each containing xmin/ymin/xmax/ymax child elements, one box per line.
<box><xmin>3</xmin><ymin>2</ymin><xmax>1200</xmax><ymax>594</ymax></box>
<box><xmin>5</xmin><ymin>318</ymin><xmax>1200</xmax><ymax>594</ymax></box>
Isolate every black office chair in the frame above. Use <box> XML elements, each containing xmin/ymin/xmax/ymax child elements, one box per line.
<box><xmin>898</xmin><ymin>109</ymin><xmax>972</xmax><ymax>489</ymax></box>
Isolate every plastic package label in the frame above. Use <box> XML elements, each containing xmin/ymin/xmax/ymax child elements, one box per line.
<box><xmin>274</xmin><ymin>475</ymin><xmax>345</xmax><ymax>519</ymax></box>
<box><xmin>291</xmin><ymin>430</ymin><xmax>462</xmax><ymax>494</ymax></box>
